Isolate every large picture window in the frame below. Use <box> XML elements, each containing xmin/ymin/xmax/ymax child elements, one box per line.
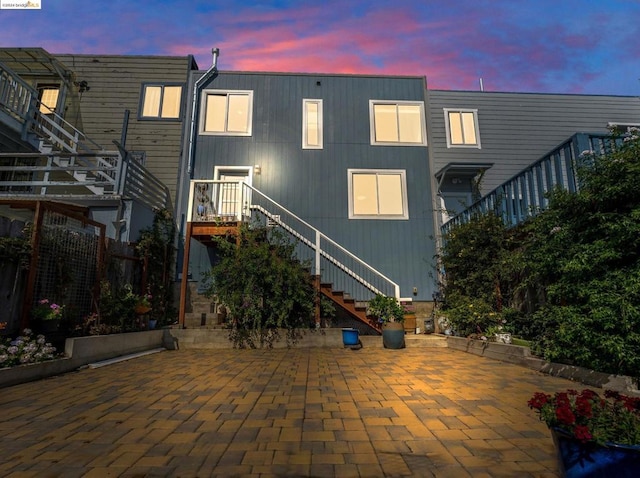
<box><xmin>140</xmin><ymin>84</ymin><xmax>183</xmax><ymax>119</ymax></box>
<box><xmin>201</xmin><ymin>90</ymin><xmax>253</xmax><ymax>136</ymax></box>
<box><xmin>369</xmin><ymin>101</ymin><xmax>426</xmax><ymax>146</ymax></box>
<box><xmin>303</xmin><ymin>99</ymin><xmax>323</xmax><ymax>149</ymax></box>
<box><xmin>348</xmin><ymin>169</ymin><xmax>409</xmax><ymax>219</ymax></box>
<box><xmin>444</xmin><ymin>108</ymin><xmax>481</xmax><ymax>148</ymax></box>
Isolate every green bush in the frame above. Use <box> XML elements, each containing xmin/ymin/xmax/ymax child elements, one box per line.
<box><xmin>440</xmin><ymin>133</ymin><xmax>640</xmax><ymax>381</ymax></box>
<box><xmin>202</xmin><ymin>224</ymin><xmax>316</xmax><ymax>348</ymax></box>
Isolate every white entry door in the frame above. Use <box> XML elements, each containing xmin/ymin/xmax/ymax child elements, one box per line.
<box><xmin>214</xmin><ymin>167</ymin><xmax>251</xmax><ymax>220</ymax></box>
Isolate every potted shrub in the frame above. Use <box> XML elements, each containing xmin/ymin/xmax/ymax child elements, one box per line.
<box><xmin>367</xmin><ymin>294</ymin><xmax>406</xmax><ymax>349</ymax></box>
<box><xmin>528</xmin><ymin>388</ymin><xmax>640</xmax><ymax>476</ymax></box>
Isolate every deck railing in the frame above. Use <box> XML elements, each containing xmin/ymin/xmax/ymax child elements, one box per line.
<box><xmin>440</xmin><ymin>133</ymin><xmax>623</xmax><ymax>235</ymax></box>
<box><xmin>187</xmin><ymin>179</ymin><xmax>400</xmax><ymax>301</ymax></box>
<box><xmin>0</xmin><ymin>63</ymin><xmax>170</xmax><ymax>211</ymax></box>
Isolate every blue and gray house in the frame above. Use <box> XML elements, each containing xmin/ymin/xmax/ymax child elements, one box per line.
<box><xmin>175</xmin><ymin>50</ymin><xmax>640</xmax><ymax>331</ymax></box>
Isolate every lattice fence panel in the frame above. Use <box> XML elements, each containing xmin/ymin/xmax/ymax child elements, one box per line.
<box><xmin>33</xmin><ymin>210</ymin><xmax>100</xmax><ymax>320</ymax></box>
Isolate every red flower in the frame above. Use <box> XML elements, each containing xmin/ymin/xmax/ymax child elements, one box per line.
<box><xmin>527</xmin><ymin>392</ymin><xmax>549</xmax><ymax>410</ymax></box>
<box><xmin>556</xmin><ymin>405</ymin><xmax>576</xmax><ymax>425</ymax></box>
<box><xmin>575</xmin><ymin>396</ymin><xmax>593</xmax><ymax>418</ymax></box>
<box><xmin>573</xmin><ymin>425</ymin><xmax>593</xmax><ymax>443</ymax></box>
<box><xmin>623</xmin><ymin>397</ymin><xmax>640</xmax><ymax>412</ymax></box>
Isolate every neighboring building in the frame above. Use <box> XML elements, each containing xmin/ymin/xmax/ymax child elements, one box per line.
<box><xmin>0</xmin><ymin>48</ymin><xmax>196</xmax><ymax>330</ymax></box>
<box><xmin>428</xmin><ymin>90</ymin><xmax>640</xmax><ymax>217</ymax></box>
<box><xmin>0</xmin><ymin>47</ymin><xmax>197</xmax><ymax>240</ymax></box>
<box><xmin>54</xmin><ymin>53</ymin><xmax>198</xmax><ymax>206</ymax></box>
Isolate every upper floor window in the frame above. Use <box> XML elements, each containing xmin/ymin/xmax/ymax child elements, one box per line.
<box><xmin>37</xmin><ymin>85</ymin><xmax>60</xmax><ymax>115</ymax></box>
<box><xmin>444</xmin><ymin>109</ymin><xmax>481</xmax><ymax>148</ymax></box>
<box><xmin>369</xmin><ymin>101</ymin><xmax>426</xmax><ymax>146</ymax></box>
<box><xmin>303</xmin><ymin>99</ymin><xmax>323</xmax><ymax>149</ymax></box>
<box><xmin>201</xmin><ymin>90</ymin><xmax>253</xmax><ymax>136</ymax></box>
<box><xmin>140</xmin><ymin>84</ymin><xmax>183</xmax><ymax>119</ymax></box>
<box><xmin>348</xmin><ymin>169</ymin><xmax>409</xmax><ymax>220</ymax></box>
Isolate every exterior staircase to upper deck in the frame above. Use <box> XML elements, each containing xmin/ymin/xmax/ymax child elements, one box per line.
<box><xmin>0</xmin><ymin>61</ymin><xmax>169</xmax><ymax>212</ymax></box>
<box><xmin>179</xmin><ymin>180</ymin><xmax>403</xmax><ymax>333</ymax></box>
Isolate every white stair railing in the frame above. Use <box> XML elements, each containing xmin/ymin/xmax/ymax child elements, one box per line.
<box><xmin>187</xmin><ymin>179</ymin><xmax>400</xmax><ymax>301</ymax></box>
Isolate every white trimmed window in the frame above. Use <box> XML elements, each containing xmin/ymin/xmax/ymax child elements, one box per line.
<box><xmin>348</xmin><ymin>169</ymin><xmax>409</xmax><ymax>219</ymax></box>
<box><xmin>38</xmin><ymin>86</ymin><xmax>59</xmax><ymax>114</ymax></box>
<box><xmin>201</xmin><ymin>90</ymin><xmax>253</xmax><ymax>136</ymax></box>
<box><xmin>369</xmin><ymin>101</ymin><xmax>426</xmax><ymax>146</ymax></box>
<box><xmin>140</xmin><ymin>84</ymin><xmax>183</xmax><ymax>119</ymax></box>
<box><xmin>444</xmin><ymin>109</ymin><xmax>481</xmax><ymax>148</ymax></box>
<box><xmin>303</xmin><ymin>99</ymin><xmax>323</xmax><ymax>149</ymax></box>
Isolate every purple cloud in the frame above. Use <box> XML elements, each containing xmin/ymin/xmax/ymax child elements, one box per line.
<box><xmin>0</xmin><ymin>0</ymin><xmax>637</xmax><ymax>96</ymax></box>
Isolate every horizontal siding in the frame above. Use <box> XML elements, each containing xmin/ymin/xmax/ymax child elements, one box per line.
<box><xmin>55</xmin><ymin>54</ymin><xmax>195</xmax><ymax>206</ymax></box>
<box><xmin>428</xmin><ymin>90</ymin><xmax>640</xmax><ymax>193</ymax></box>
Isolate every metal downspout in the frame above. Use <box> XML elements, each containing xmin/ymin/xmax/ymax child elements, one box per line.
<box><xmin>187</xmin><ymin>48</ymin><xmax>219</xmax><ymax>175</ymax></box>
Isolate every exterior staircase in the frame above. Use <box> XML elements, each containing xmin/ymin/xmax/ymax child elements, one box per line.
<box><xmin>0</xmin><ymin>62</ymin><xmax>170</xmax><ymax>211</ymax></box>
<box><xmin>320</xmin><ymin>282</ymin><xmax>379</xmax><ymax>333</ymax></box>
<box><xmin>181</xmin><ymin>180</ymin><xmax>403</xmax><ymax>333</ymax></box>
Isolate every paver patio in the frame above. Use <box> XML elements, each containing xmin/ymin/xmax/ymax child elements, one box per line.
<box><xmin>0</xmin><ymin>347</ymin><xmax>574</xmax><ymax>477</ymax></box>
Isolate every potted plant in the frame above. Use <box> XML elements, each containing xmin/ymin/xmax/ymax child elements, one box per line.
<box><xmin>528</xmin><ymin>389</ymin><xmax>640</xmax><ymax>476</ymax></box>
<box><xmin>134</xmin><ymin>291</ymin><xmax>152</xmax><ymax>316</ymax></box>
<box><xmin>31</xmin><ymin>298</ymin><xmax>64</xmax><ymax>333</ymax></box>
<box><xmin>367</xmin><ymin>294</ymin><xmax>406</xmax><ymax>349</ymax></box>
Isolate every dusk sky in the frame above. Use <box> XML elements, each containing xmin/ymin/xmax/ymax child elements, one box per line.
<box><xmin>1</xmin><ymin>0</ymin><xmax>638</xmax><ymax>96</ymax></box>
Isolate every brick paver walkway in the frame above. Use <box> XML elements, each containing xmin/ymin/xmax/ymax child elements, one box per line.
<box><xmin>0</xmin><ymin>347</ymin><xmax>573</xmax><ymax>477</ymax></box>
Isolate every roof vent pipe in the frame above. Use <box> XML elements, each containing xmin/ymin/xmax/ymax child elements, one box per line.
<box><xmin>212</xmin><ymin>48</ymin><xmax>220</xmax><ymax>70</ymax></box>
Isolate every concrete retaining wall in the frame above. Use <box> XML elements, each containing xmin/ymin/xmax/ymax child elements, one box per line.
<box><xmin>167</xmin><ymin>327</ymin><xmax>345</xmax><ymax>349</ymax></box>
<box><xmin>446</xmin><ymin>336</ymin><xmax>639</xmax><ymax>396</ymax></box>
<box><xmin>1</xmin><ymin>330</ymin><xmax>164</xmax><ymax>389</ymax></box>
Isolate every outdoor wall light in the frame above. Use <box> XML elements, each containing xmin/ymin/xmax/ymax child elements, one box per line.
<box><xmin>254</xmin><ymin>164</ymin><xmax>261</xmax><ymax>175</ymax></box>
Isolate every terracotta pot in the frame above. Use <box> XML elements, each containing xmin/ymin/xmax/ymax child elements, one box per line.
<box><xmin>134</xmin><ymin>305</ymin><xmax>151</xmax><ymax>315</ymax></box>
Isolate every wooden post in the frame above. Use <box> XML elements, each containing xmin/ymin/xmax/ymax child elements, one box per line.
<box><xmin>314</xmin><ymin>275</ymin><xmax>321</xmax><ymax>328</ymax></box>
<box><xmin>20</xmin><ymin>201</ymin><xmax>44</xmax><ymax>330</ymax></box>
<box><xmin>179</xmin><ymin>222</ymin><xmax>193</xmax><ymax>328</ymax></box>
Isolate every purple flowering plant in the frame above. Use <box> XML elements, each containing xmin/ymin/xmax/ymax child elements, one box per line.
<box><xmin>32</xmin><ymin>298</ymin><xmax>64</xmax><ymax>321</ymax></box>
<box><xmin>0</xmin><ymin>329</ymin><xmax>57</xmax><ymax>368</ymax></box>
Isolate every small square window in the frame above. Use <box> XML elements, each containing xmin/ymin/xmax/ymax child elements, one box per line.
<box><xmin>348</xmin><ymin>169</ymin><xmax>409</xmax><ymax>219</ymax></box>
<box><xmin>140</xmin><ymin>84</ymin><xmax>183</xmax><ymax>119</ymax></box>
<box><xmin>444</xmin><ymin>109</ymin><xmax>481</xmax><ymax>148</ymax></box>
<box><xmin>370</xmin><ymin>101</ymin><xmax>426</xmax><ymax>146</ymax></box>
<box><xmin>201</xmin><ymin>90</ymin><xmax>253</xmax><ymax>136</ymax></box>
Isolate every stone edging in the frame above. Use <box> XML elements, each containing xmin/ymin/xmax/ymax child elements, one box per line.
<box><xmin>446</xmin><ymin>336</ymin><xmax>640</xmax><ymax>396</ymax></box>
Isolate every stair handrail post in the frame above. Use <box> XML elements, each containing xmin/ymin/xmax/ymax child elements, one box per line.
<box><xmin>315</xmin><ymin>230</ymin><xmax>321</xmax><ymax>276</ymax></box>
<box><xmin>116</xmin><ymin>150</ymin><xmax>128</xmax><ymax>196</ymax></box>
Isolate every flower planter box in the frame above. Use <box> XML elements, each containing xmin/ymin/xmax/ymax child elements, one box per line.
<box><xmin>552</xmin><ymin>427</ymin><xmax>640</xmax><ymax>477</ymax></box>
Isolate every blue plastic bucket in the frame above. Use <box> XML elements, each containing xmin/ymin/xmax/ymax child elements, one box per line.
<box><xmin>342</xmin><ymin>328</ymin><xmax>360</xmax><ymax>346</ymax></box>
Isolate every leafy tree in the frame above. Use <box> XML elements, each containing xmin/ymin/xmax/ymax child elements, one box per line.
<box><xmin>202</xmin><ymin>224</ymin><xmax>316</xmax><ymax>348</ymax></box>
<box><xmin>136</xmin><ymin>208</ymin><xmax>177</xmax><ymax>326</ymax></box>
